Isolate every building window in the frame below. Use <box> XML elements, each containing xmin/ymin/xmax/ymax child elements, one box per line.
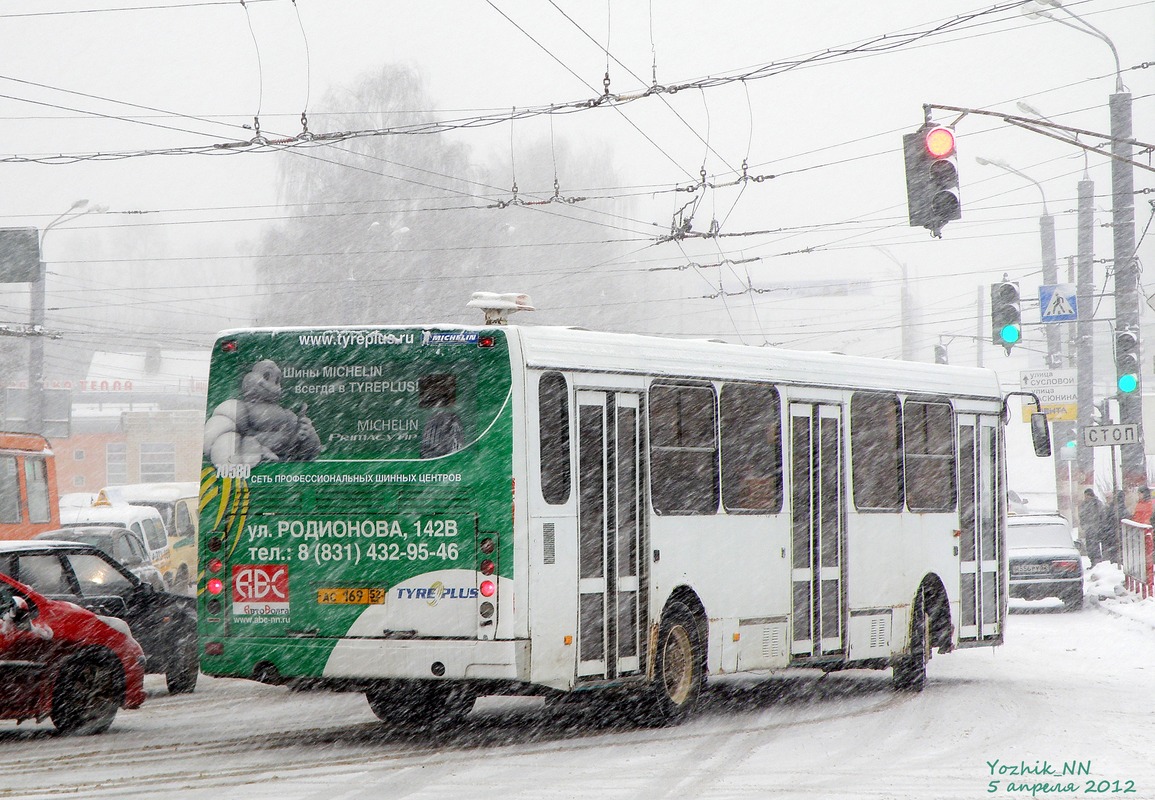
<box><xmin>72</xmin><ymin>475</ymin><xmax>87</xmax><ymax>487</ymax></box>
<box><xmin>73</xmin><ymin>450</ymin><xmax>85</xmax><ymax>460</ymax></box>
<box><xmin>106</xmin><ymin>443</ymin><xmax>128</xmax><ymax>485</ymax></box>
<box><xmin>649</xmin><ymin>383</ymin><xmax>719</xmax><ymax>515</ymax></box>
<box><xmin>140</xmin><ymin>442</ymin><xmax>176</xmax><ymax>483</ymax></box>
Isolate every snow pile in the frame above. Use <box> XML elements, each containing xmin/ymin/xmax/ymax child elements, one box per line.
<box><xmin>1086</xmin><ymin>560</ymin><xmax>1155</xmax><ymax>628</ymax></box>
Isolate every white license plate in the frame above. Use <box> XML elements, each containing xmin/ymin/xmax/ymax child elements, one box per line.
<box><xmin>1012</xmin><ymin>563</ymin><xmax>1049</xmax><ymax>575</ymax></box>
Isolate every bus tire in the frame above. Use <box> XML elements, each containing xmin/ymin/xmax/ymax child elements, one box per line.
<box><xmin>893</xmin><ymin>592</ymin><xmax>929</xmax><ymax>692</ymax></box>
<box><xmin>366</xmin><ymin>681</ymin><xmax>474</xmax><ymax>728</ymax></box>
<box><xmin>51</xmin><ymin>654</ymin><xmax>124</xmax><ymax>735</ymax></box>
<box><xmin>644</xmin><ymin>601</ymin><xmax>704</xmax><ymax>725</ymax></box>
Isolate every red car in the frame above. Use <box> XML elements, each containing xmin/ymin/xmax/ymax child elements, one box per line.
<box><xmin>0</xmin><ymin>572</ymin><xmax>145</xmax><ymax>734</ymax></box>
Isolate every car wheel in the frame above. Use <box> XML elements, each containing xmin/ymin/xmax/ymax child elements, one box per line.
<box><xmin>1062</xmin><ymin>590</ymin><xmax>1084</xmax><ymax>612</ymax></box>
<box><xmin>166</xmin><ymin>634</ymin><xmax>199</xmax><ymax>694</ymax></box>
<box><xmin>51</xmin><ymin>655</ymin><xmax>124</xmax><ymax>735</ymax></box>
<box><xmin>893</xmin><ymin>592</ymin><xmax>929</xmax><ymax>692</ymax></box>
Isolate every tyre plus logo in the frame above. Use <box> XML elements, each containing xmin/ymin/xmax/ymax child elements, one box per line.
<box><xmin>232</xmin><ymin>564</ymin><xmax>290</xmax><ymax>619</ymax></box>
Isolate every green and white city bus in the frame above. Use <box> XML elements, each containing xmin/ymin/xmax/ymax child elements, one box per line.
<box><xmin>198</xmin><ymin>312</ymin><xmax>1048</xmax><ymax>725</ymax></box>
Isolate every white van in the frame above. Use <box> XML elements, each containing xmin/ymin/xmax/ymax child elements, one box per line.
<box><xmin>99</xmin><ymin>482</ymin><xmax>198</xmax><ymax>594</ymax></box>
<box><xmin>58</xmin><ymin>493</ymin><xmax>173</xmax><ymax>587</ymax></box>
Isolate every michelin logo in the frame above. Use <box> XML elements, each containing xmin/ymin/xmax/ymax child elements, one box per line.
<box><xmin>421</xmin><ymin>330</ymin><xmax>479</xmax><ymax>346</ymax></box>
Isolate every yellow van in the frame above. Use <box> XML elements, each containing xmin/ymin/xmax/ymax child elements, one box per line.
<box><xmin>99</xmin><ymin>483</ymin><xmax>197</xmax><ymax>596</ymax></box>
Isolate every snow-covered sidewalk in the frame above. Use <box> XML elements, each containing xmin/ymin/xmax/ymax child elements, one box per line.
<box><xmin>1084</xmin><ymin>561</ymin><xmax>1155</xmax><ymax>629</ymax></box>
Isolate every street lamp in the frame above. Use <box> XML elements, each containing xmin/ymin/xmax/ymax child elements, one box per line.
<box><xmin>974</xmin><ymin>157</ymin><xmax>1060</xmax><ymax>365</ymax></box>
<box><xmin>1016</xmin><ymin>100</ymin><xmax>1098</xmax><ymax>487</ymax></box>
<box><xmin>28</xmin><ymin>199</ymin><xmax>106</xmax><ymax>434</ymax></box>
<box><xmin>872</xmin><ymin>246</ymin><xmax>914</xmax><ymax>361</ymax></box>
<box><xmin>1027</xmin><ymin>0</ymin><xmax>1142</xmax><ymax>487</ymax></box>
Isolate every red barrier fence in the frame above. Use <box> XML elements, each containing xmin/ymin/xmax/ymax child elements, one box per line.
<box><xmin>1121</xmin><ymin>519</ymin><xmax>1154</xmax><ymax>598</ymax></box>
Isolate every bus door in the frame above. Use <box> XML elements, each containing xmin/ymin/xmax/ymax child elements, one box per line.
<box><xmin>575</xmin><ymin>390</ymin><xmax>644</xmax><ymax>681</ymax></box>
<box><xmin>957</xmin><ymin>413</ymin><xmax>1002</xmax><ymax>641</ymax></box>
<box><xmin>789</xmin><ymin>402</ymin><xmax>845</xmax><ymax>658</ymax></box>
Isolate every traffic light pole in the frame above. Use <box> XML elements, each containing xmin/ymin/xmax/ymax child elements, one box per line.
<box><xmin>1110</xmin><ymin>91</ymin><xmax>1144</xmax><ymax>489</ymax></box>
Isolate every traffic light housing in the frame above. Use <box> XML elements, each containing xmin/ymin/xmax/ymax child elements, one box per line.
<box><xmin>990</xmin><ymin>281</ymin><xmax>1021</xmax><ymax>353</ymax></box>
<box><xmin>1115</xmin><ymin>326</ymin><xmax>1140</xmax><ymax>394</ymax></box>
<box><xmin>903</xmin><ymin>124</ymin><xmax>961</xmax><ymax>237</ymax></box>
<box><xmin>934</xmin><ymin>344</ymin><xmax>948</xmax><ymax>364</ymax></box>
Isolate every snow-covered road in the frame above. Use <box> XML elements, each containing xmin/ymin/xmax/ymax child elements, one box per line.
<box><xmin>3</xmin><ymin>603</ymin><xmax>1153</xmax><ymax>800</ymax></box>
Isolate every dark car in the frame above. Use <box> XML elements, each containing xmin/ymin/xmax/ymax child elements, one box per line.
<box><xmin>1007</xmin><ymin>513</ymin><xmax>1085</xmax><ymax>611</ymax></box>
<box><xmin>0</xmin><ymin>572</ymin><xmax>146</xmax><ymax>734</ymax></box>
<box><xmin>36</xmin><ymin>526</ymin><xmax>166</xmax><ymax>590</ymax></box>
<box><xmin>0</xmin><ymin>540</ymin><xmax>198</xmax><ymax>693</ymax></box>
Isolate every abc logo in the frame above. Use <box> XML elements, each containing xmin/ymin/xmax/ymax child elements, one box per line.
<box><xmin>232</xmin><ymin>565</ymin><xmax>288</xmax><ymax>602</ymax></box>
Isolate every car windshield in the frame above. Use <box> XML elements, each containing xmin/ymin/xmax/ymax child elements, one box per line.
<box><xmin>66</xmin><ymin>553</ymin><xmax>135</xmax><ymax>597</ymax></box>
<box><xmin>1008</xmin><ymin>521</ymin><xmax>1074</xmax><ymax>550</ymax></box>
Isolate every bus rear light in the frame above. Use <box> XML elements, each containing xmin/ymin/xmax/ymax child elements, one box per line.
<box><xmin>479</xmin><ymin>580</ymin><xmax>496</xmax><ymax>597</ymax></box>
<box><xmin>220</xmin><ymin>340</ymin><xmax>238</xmax><ymax>353</ymax></box>
<box><xmin>208</xmin><ymin>558</ymin><xmax>223</xmax><ymax>574</ymax></box>
<box><xmin>208</xmin><ymin>536</ymin><xmax>223</xmax><ymax>553</ymax></box>
<box><xmin>479</xmin><ymin>537</ymin><xmax>495</xmax><ymax>554</ymax></box>
<box><xmin>207</xmin><ymin>599</ymin><xmax>221</xmax><ymax>615</ymax></box>
<box><xmin>480</xmin><ymin>559</ymin><xmax>495</xmax><ymax>576</ymax></box>
<box><xmin>205</xmin><ymin>642</ymin><xmax>224</xmax><ymax>656</ymax></box>
<box><xmin>207</xmin><ymin>578</ymin><xmax>224</xmax><ymax>595</ymax></box>
<box><xmin>478</xmin><ymin>335</ymin><xmax>495</xmax><ymax>348</ymax></box>
<box><xmin>479</xmin><ymin>601</ymin><xmax>494</xmax><ymax>618</ymax></box>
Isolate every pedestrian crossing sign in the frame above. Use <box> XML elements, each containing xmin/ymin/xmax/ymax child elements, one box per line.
<box><xmin>1039</xmin><ymin>283</ymin><xmax>1077</xmax><ymax>323</ymax></box>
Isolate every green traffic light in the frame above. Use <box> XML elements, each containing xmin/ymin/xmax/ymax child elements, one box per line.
<box><xmin>1118</xmin><ymin>373</ymin><xmax>1139</xmax><ymax>393</ymax></box>
<box><xmin>999</xmin><ymin>324</ymin><xmax>1021</xmax><ymax>345</ymax></box>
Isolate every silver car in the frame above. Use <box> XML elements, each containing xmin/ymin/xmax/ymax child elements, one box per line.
<box><xmin>35</xmin><ymin>526</ymin><xmax>166</xmax><ymax>590</ymax></box>
<box><xmin>1006</xmin><ymin>513</ymin><xmax>1084</xmax><ymax>611</ymax></box>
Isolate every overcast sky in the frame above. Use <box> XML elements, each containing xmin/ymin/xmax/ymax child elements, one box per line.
<box><xmin>0</xmin><ymin>0</ymin><xmax>1151</xmax><ymax>388</ymax></box>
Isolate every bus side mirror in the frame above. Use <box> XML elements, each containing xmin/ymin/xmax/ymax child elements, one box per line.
<box><xmin>1030</xmin><ymin>412</ymin><xmax>1052</xmax><ymax>458</ymax></box>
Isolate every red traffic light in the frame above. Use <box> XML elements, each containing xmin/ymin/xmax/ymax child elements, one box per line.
<box><xmin>924</xmin><ymin>126</ymin><xmax>955</xmax><ymax>158</ymax></box>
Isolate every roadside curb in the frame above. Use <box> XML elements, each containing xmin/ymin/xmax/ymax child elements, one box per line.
<box><xmin>1088</xmin><ymin>592</ymin><xmax>1155</xmax><ymax>630</ymax></box>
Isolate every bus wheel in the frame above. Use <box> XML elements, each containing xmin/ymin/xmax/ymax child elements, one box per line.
<box><xmin>893</xmin><ymin>593</ymin><xmax>929</xmax><ymax>692</ymax></box>
<box><xmin>366</xmin><ymin>682</ymin><xmax>475</xmax><ymax>728</ymax></box>
<box><xmin>644</xmin><ymin>602</ymin><xmax>704</xmax><ymax>724</ymax></box>
<box><xmin>51</xmin><ymin>655</ymin><xmax>123</xmax><ymax>735</ymax></box>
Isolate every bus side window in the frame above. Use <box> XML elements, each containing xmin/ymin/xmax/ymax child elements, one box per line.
<box><xmin>649</xmin><ymin>384</ymin><xmax>719</xmax><ymax>515</ymax></box>
<box><xmin>0</xmin><ymin>456</ymin><xmax>20</xmax><ymax>524</ymax></box>
<box><xmin>720</xmin><ymin>383</ymin><xmax>782</xmax><ymax>513</ymax></box>
<box><xmin>904</xmin><ymin>400</ymin><xmax>956</xmax><ymax>512</ymax></box>
<box><xmin>538</xmin><ymin>372</ymin><xmax>571</xmax><ymax>505</ymax></box>
<box><xmin>851</xmin><ymin>393</ymin><xmax>903</xmax><ymax>511</ymax></box>
<box><xmin>24</xmin><ymin>457</ymin><xmax>51</xmax><ymax>524</ymax></box>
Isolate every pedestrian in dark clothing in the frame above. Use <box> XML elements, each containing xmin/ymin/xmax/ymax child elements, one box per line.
<box><xmin>1078</xmin><ymin>488</ymin><xmax>1108</xmax><ymax>564</ymax></box>
<box><xmin>1103</xmin><ymin>489</ymin><xmax>1128</xmax><ymax>565</ymax></box>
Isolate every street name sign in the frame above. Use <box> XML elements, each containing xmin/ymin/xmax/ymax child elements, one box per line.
<box><xmin>1019</xmin><ymin>368</ymin><xmax>1077</xmax><ymax>422</ymax></box>
<box><xmin>1081</xmin><ymin>423</ymin><xmax>1139</xmax><ymax>447</ymax></box>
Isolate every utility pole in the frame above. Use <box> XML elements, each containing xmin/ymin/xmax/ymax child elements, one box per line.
<box><xmin>1076</xmin><ymin>178</ymin><xmax>1095</xmax><ymax>487</ymax></box>
<box><xmin>1110</xmin><ymin>90</ymin><xmax>1144</xmax><ymax>488</ymax></box>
